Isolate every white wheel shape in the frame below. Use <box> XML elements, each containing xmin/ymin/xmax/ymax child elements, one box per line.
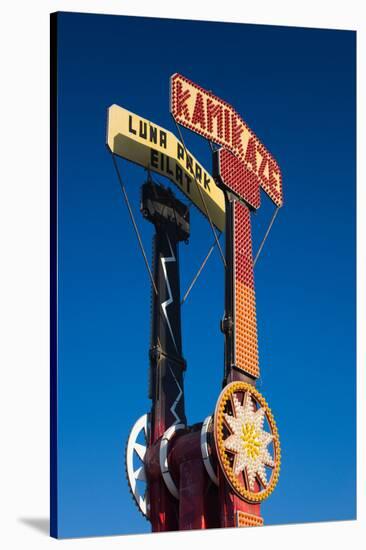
<box><xmin>159</xmin><ymin>423</ymin><xmax>185</xmax><ymax>499</ymax></box>
<box><xmin>201</xmin><ymin>415</ymin><xmax>219</xmax><ymax>486</ymax></box>
<box><xmin>125</xmin><ymin>414</ymin><xmax>150</xmax><ymax>518</ymax></box>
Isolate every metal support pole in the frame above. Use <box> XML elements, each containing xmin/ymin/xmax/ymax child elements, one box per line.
<box><xmin>142</xmin><ymin>181</ymin><xmax>190</xmax><ymax>532</ymax></box>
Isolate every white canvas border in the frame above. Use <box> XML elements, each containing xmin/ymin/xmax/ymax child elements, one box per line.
<box><xmin>0</xmin><ymin>1</ymin><xmax>363</xmax><ymax>549</ymax></box>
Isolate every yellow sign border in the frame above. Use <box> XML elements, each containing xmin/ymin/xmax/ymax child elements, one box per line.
<box><xmin>106</xmin><ymin>104</ymin><xmax>225</xmax><ymax>232</ymax></box>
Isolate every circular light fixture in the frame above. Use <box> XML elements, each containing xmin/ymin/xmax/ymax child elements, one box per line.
<box><xmin>213</xmin><ymin>381</ymin><xmax>280</xmax><ymax>503</ymax></box>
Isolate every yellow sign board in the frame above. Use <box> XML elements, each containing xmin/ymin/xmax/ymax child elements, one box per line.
<box><xmin>106</xmin><ymin>104</ymin><xmax>225</xmax><ymax>232</ymax></box>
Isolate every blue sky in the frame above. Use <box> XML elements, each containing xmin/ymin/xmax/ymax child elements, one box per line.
<box><xmin>55</xmin><ymin>12</ymin><xmax>356</xmax><ymax>538</ymax></box>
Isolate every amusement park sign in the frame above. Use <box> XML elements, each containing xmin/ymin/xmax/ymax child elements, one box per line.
<box><xmin>170</xmin><ymin>73</ymin><xmax>283</xmax><ymax>207</ymax></box>
<box><xmin>107</xmin><ymin>104</ymin><xmax>225</xmax><ymax>232</ymax></box>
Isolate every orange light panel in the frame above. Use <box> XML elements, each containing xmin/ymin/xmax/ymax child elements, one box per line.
<box><xmin>234</xmin><ymin>201</ymin><xmax>259</xmax><ymax>378</ymax></box>
<box><xmin>236</xmin><ymin>511</ymin><xmax>264</xmax><ymax>527</ymax></box>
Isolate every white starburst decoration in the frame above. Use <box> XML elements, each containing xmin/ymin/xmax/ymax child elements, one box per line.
<box><xmin>223</xmin><ymin>392</ymin><xmax>275</xmax><ymax>491</ymax></box>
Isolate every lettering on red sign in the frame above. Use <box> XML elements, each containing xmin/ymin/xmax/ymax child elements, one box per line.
<box><xmin>245</xmin><ymin>137</ymin><xmax>257</xmax><ymax>172</ymax></box>
<box><xmin>175</xmin><ymin>80</ymin><xmax>191</xmax><ymax>121</ymax></box>
<box><xmin>207</xmin><ymin>99</ymin><xmax>223</xmax><ymax>137</ymax></box>
<box><xmin>231</xmin><ymin>113</ymin><xmax>244</xmax><ymax>155</ymax></box>
<box><xmin>192</xmin><ymin>92</ymin><xmax>206</xmax><ymax>129</ymax></box>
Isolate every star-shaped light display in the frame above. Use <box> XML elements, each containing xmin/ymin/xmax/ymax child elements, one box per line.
<box><xmin>223</xmin><ymin>392</ymin><xmax>275</xmax><ymax>491</ymax></box>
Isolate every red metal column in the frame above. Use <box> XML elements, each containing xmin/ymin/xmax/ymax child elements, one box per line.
<box><xmin>220</xmin><ymin>199</ymin><xmax>262</xmax><ymax>527</ymax></box>
<box><xmin>146</xmin><ymin>439</ymin><xmax>179</xmax><ymax>532</ymax></box>
<box><xmin>169</xmin><ymin>428</ymin><xmax>220</xmax><ymax>530</ymax></box>
<box><xmin>214</xmin><ymin>150</ymin><xmax>263</xmax><ymax>527</ymax></box>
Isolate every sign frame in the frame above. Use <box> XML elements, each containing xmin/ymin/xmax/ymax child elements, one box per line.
<box><xmin>170</xmin><ymin>73</ymin><xmax>283</xmax><ymax>207</ymax></box>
